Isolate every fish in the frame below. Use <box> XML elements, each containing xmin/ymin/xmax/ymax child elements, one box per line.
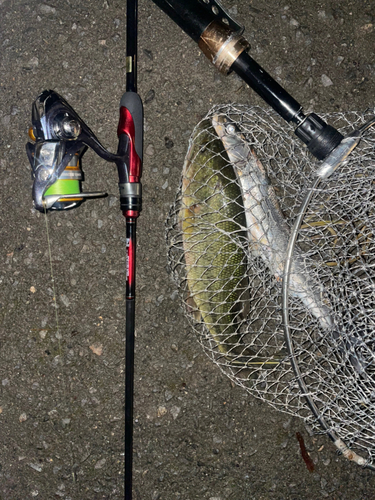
<box><xmin>212</xmin><ymin>113</ymin><xmax>366</xmax><ymax>375</ymax></box>
<box><xmin>180</xmin><ymin>118</ymin><xmax>283</xmax><ymax>367</ymax></box>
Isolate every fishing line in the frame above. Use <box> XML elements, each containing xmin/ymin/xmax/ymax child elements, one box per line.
<box><xmin>43</xmin><ymin>203</ymin><xmax>69</xmax><ymax>402</ymax></box>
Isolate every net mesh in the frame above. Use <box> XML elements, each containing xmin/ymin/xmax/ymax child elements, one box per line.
<box><xmin>166</xmin><ymin>104</ymin><xmax>375</xmax><ymax>467</ymax></box>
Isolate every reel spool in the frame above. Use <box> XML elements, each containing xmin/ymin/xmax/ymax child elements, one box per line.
<box><xmin>28</xmin><ymin>122</ymin><xmax>86</xmax><ymax>210</ymax></box>
<box><xmin>42</xmin><ymin>151</ymin><xmax>85</xmax><ymax>211</ymax></box>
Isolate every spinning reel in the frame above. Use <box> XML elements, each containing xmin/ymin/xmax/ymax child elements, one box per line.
<box><xmin>26</xmin><ymin>89</ymin><xmax>142</xmax><ymax>217</ymax></box>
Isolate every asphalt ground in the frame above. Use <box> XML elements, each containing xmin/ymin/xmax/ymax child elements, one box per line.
<box><xmin>1</xmin><ymin>0</ymin><xmax>375</xmax><ymax>499</ymax></box>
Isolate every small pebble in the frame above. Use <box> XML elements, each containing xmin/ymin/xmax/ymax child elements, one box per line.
<box><xmin>283</xmin><ymin>418</ymin><xmax>292</xmax><ymax>429</ymax></box>
<box><xmin>2</xmin><ymin>115</ymin><xmax>10</xmax><ymax>126</ymax></box>
<box><xmin>170</xmin><ymin>406</ymin><xmax>181</xmax><ymax>420</ymax></box>
<box><xmin>157</xmin><ymin>406</ymin><xmax>167</xmax><ymax>417</ymax></box>
<box><xmin>89</xmin><ymin>343</ymin><xmax>103</xmax><ymax>356</ymax></box>
<box><xmin>321</xmin><ymin>74</ymin><xmax>333</xmax><ymax>87</ymax></box>
<box><xmin>280</xmin><ymin>439</ymin><xmax>288</xmax><ymax>449</ymax></box>
<box><xmin>145</xmin><ymin>144</ymin><xmax>155</xmax><ymax>156</ymax></box>
<box><xmin>164</xmin><ymin>390</ymin><xmax>173</xmax><ymax>402</ymax></box>
<box><xmin>39</xmin><ymin>4</ymin><xmax>56</xmax><ymax>14</ymax></box>
<box><xmin>2</xmin><ymin>378</ymin><xmax>9</xmax><ymax>386</ymax></box>
<box><xmin>26</xmin><ymin>57</ymin><xmax>39</xmax><ymax>69</ymax></box>
<box><xmin>107</xmin><ymin>195</ymin><xmax>117</xmax><ymax>207</ymax></box>
<box><xmin>60</xmin><ymin>294</ymin><xmax>70</xmax><ymax>307</ymax></box>
<box><xmin>94</xmin><ymin>458</ymin><xmax>106</xmax><ymax>469</ymax></box>
<box><xmin>19</xmin><ymin>412</ymin><xmax>28</xmax><ymax>422</ymax></box>
<box><xmin>28</xmin><ymin>463</ymin><xmax>43</xmax><ymax>472</ymax></box>
<box><xmin>144</xmin><ymin>89</ymin><xmax>155</xmax><ymax>104</ymax></box>
<box><xmin>161</xmin><ymin>180</ymin><xmax>168</xmax><ymax>190</ymax></box>
<box><xmin>143</xmin><ymin>49</ymin><xmax>153</xmax><ymax>60</ymax></box>
<box><xmin>52</xmin><ymin>355</ymin><xmax>62</xmax><ymax>367</ymax></box>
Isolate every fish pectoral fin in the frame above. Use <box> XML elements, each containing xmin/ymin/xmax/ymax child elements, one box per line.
<box><xmin>224</xmin><ymin>279</ymin><xmax>250</xmax><ymax>323</ymax></box>
<box><xmin>185</xmin><ymin>294</ymin><xmax>202</xmax><ymax>323</ymax></box>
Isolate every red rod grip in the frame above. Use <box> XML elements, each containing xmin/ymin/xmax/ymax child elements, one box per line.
<box><xmin>118</xmin><ymin>106</ymin><xmax>142</xmax><ymax>183</ymax></box>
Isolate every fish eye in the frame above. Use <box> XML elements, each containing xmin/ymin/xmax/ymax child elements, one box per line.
<box><xmin>225</xmin><ymin>124</ymin><xmax>236</xmax><ymax>134</ymax></box>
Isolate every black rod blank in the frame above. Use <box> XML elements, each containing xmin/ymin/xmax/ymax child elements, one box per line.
<box><xmin>126</xmin><ymin>0</ymin><xmax>138</xmax><ymax>92</ymax></box>
<box><xmin>125</xmin><ymin>220</ymin><xmax>136</xmax><ymax>499</ymax></box>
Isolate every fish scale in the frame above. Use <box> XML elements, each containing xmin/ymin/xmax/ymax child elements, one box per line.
<box><xmin>180</xmin><ymin>120</ymin><xmax>248</xmax><ymax>355</ymax></box>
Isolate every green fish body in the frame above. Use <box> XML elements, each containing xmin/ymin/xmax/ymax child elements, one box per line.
<box><xmin>180</xmin><ymin>119</ymin><xmax>250</xmax><ymax>358</ymax></box>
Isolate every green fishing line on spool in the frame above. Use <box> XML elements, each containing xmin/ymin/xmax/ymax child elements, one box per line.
<box><xmin>43</xmin><ymin>153</ymin><xmax>85</xmax><ymax>210</ymax></box>
<box><xmin>44</xmin><ymin>177</ymin><xmax>81</xmax><ymax>197</ymax></box>
<box><xmin>44</xmin><ymin>153</ymin><xmax>84</xmax><ymax>200</ymax></box>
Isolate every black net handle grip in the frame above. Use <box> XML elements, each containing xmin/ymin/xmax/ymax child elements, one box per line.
<box><xmin>152</xmin><ymin>0</ymin><xmax>344</xmax><ymax>160</ymax></box>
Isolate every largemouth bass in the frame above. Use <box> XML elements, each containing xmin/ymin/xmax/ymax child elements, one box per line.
<box><xmin>212</xmin><ymin>113</ymin><xmax>366</xmax><ymax>375</ymax></box>
<box><xmin>180</xmin><ymin>119</ymin><xmax>282</xmax><ymax>366</ymax></box>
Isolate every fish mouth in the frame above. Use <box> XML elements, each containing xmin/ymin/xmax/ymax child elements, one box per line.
<box><xmin>212</xmin><ymin>112</ymin><xmax>244</xmax><ymax>146</ymax></box>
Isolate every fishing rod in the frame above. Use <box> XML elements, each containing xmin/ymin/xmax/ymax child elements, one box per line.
<box><xmin>151</xmin><ymin>0</ymin><xmax>345</xmax><ymax>162</ymax></box>
<box><xmin>26</xmin><ymin>1</ymin><xmax>143</xmax><ymax>498</ymax></box>
<box><xmin>122</xmin><ymin>1</ymin><xmax>143</xmax><ymax>498</ymax></box>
